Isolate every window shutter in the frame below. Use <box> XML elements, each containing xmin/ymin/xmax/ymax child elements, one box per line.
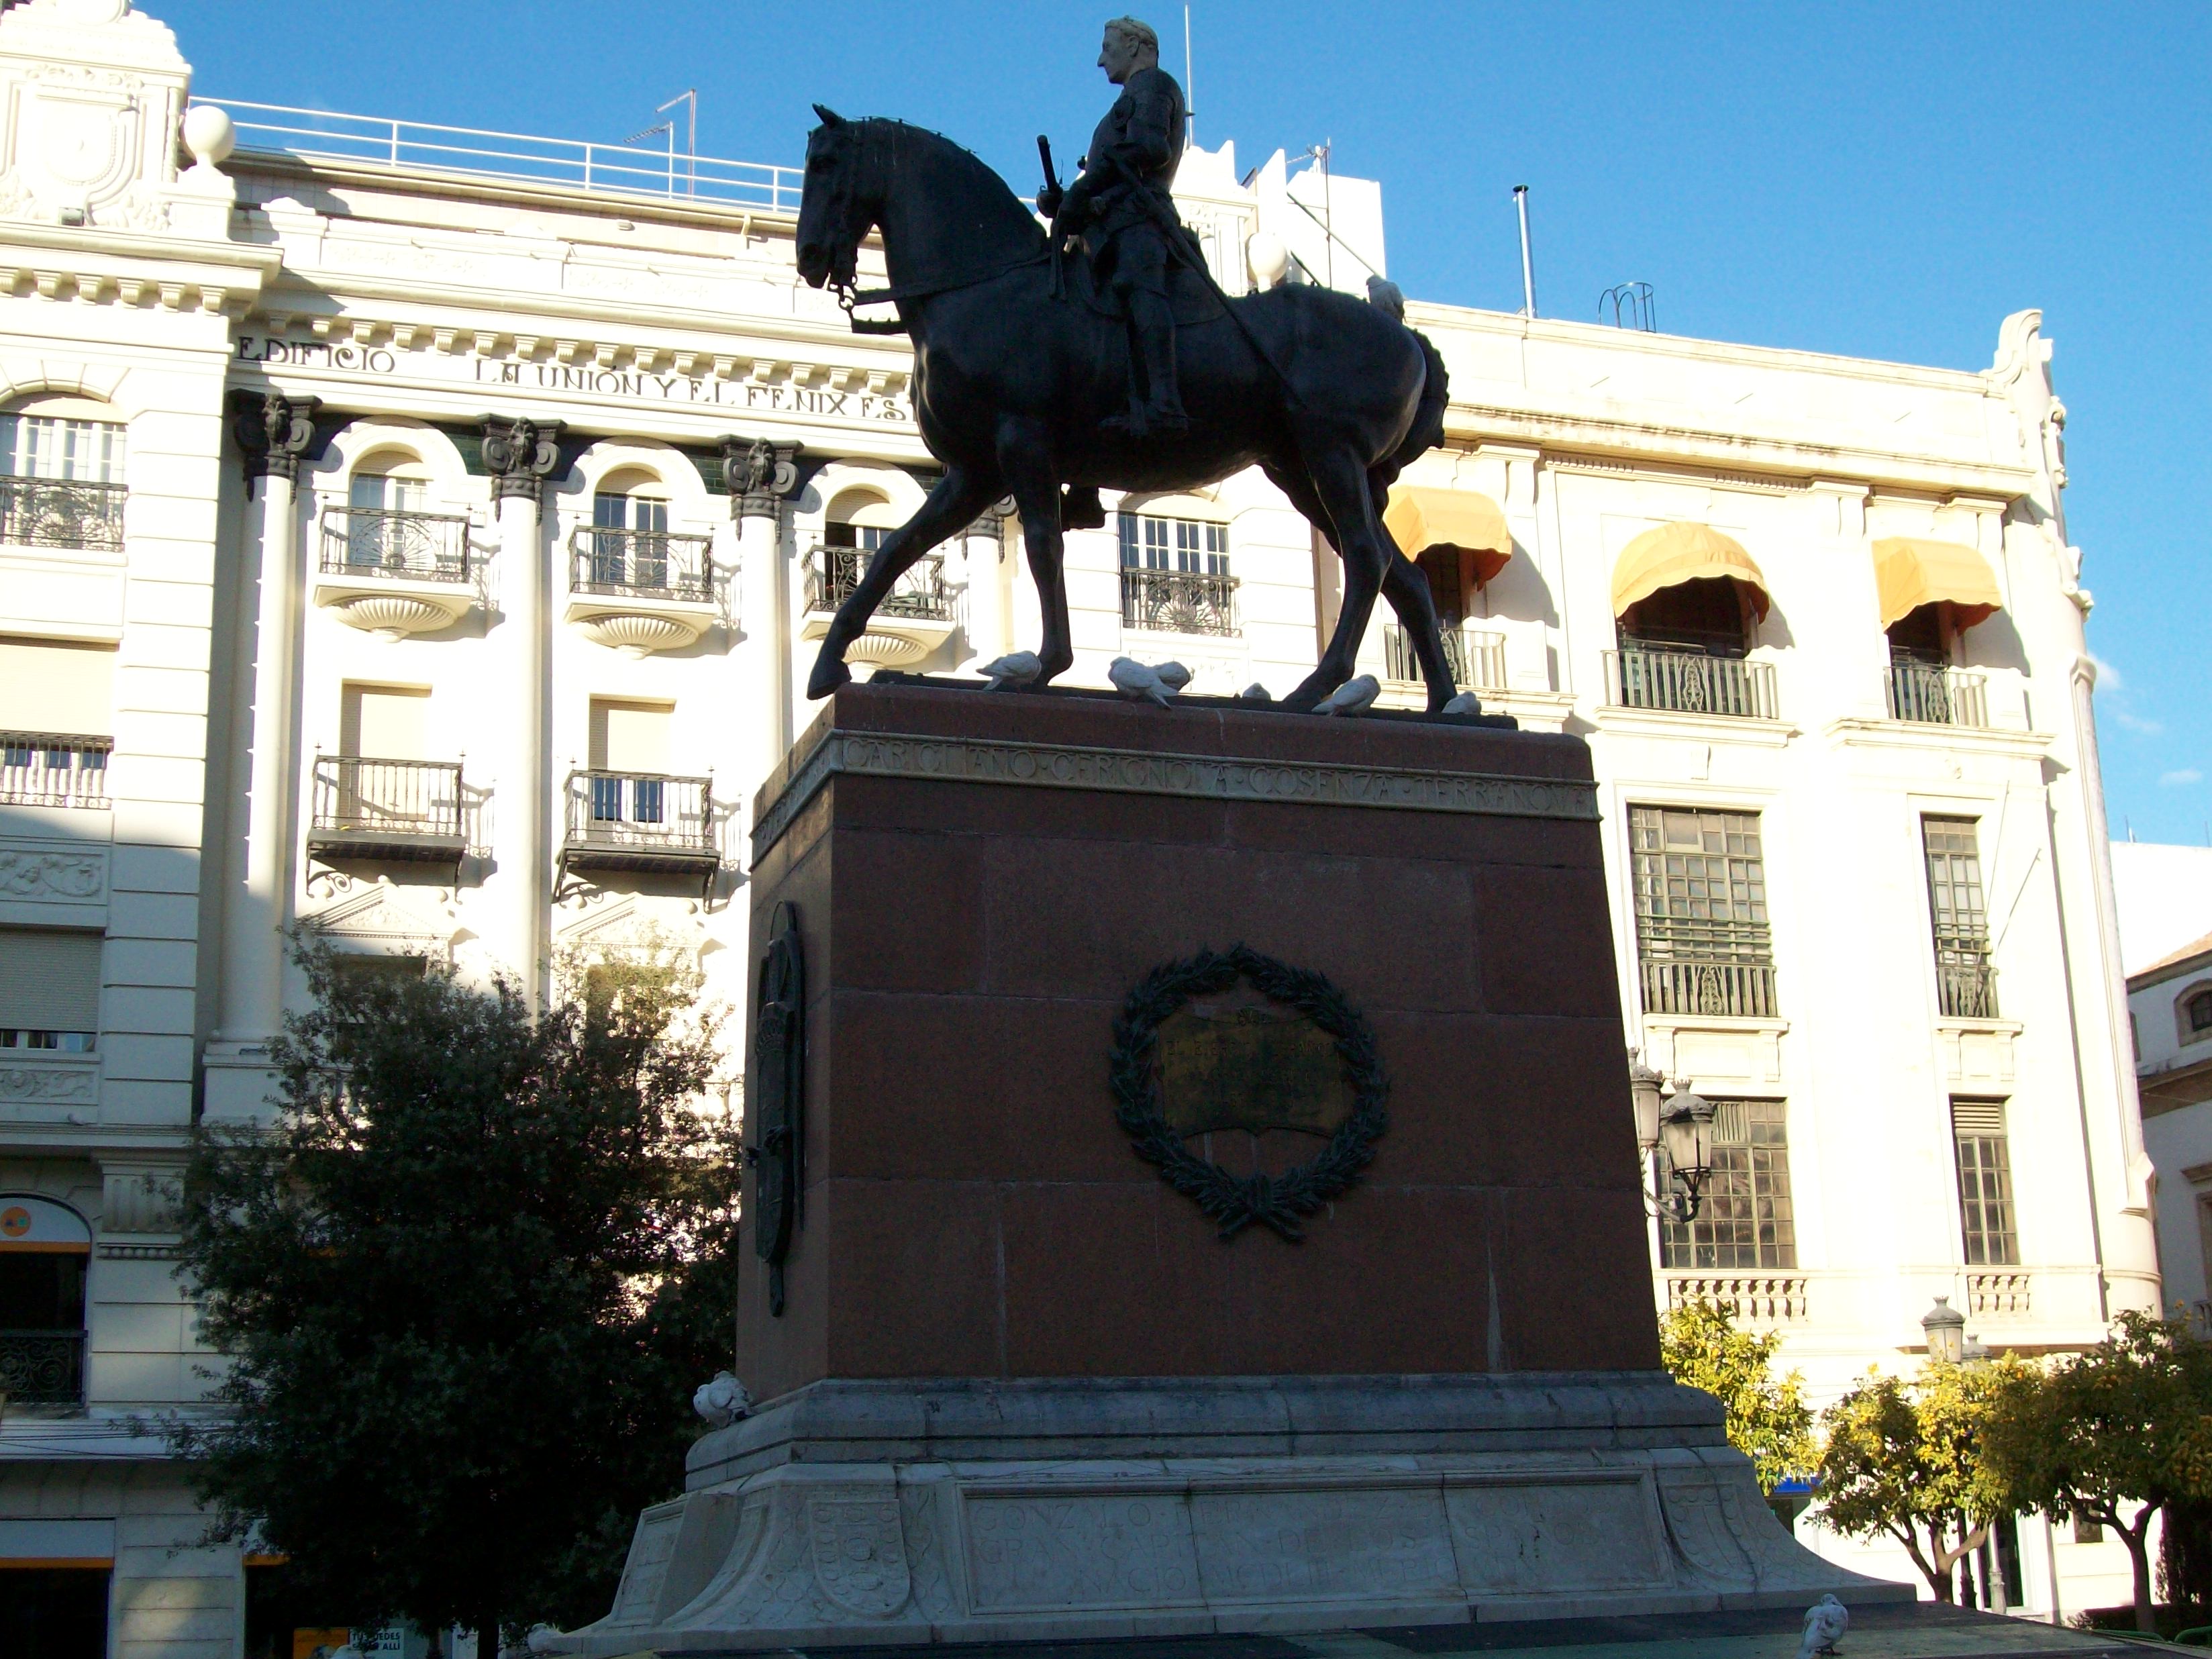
<box><xmin>0</xmin><ymin>929</ymin><xmax>101</xmax><ymax>1030</ymax></box>
<box><xmin>0</xmin><ymin>639</ymin><xmax>113</xmax><ymax>736</ymax></box>
<box><xmin>340</xmin><ymin>685</ymin><xmax>430</xmax><ymax>760</ymax></box>
<box><xmin>590</xmin><ymin>701</ymin><xmax>672</xmax><ymax>772</ymax></box>
<box><xmin>1952</xmin><ymin>1099</ymin><xmax>2007</xmax><ymax>1137</ymax></box>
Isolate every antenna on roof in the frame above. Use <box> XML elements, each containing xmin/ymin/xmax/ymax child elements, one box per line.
<box><xmin>1183</xmin><ymin>5</ymin><xmax>1195</xmax><ymax>145</ymax></box>
<box><xmin>1513</xmin><ymin>186</ymin><xmax>1536</xmax><ymax>319</ymax></box>
<box><xmin>1599</xmin><ymin>282</ymin><xmax>1656</xmax><ymax>332</ymax></box>
<box><xmin>659</xmin><ymin>90</ymin><xmax>698</xmax><ymax>196</ymax></box>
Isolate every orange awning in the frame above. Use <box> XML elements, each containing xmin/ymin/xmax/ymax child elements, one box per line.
<box><xmin>1609</xmin><ymin>521</ymin><xmax>1770</xmax><ymax>621</ymax></box>
<box><xmin>1384</xmin><ymin>486</ymin><xmax>1513</xmax><ymax>587</ymax></box>
<box><xmin>1872</xmin><ymin>537</ymin><xmax>2001</xmax><ymax>631</ymax></box>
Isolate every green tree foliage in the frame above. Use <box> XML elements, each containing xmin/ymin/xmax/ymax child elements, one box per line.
<box><xmin>1980</xmin><ymin>1311</ymin><xmax>2212</xmax><ymax>1633</ymax></box>
<box><xmin>169</xmin><ymin>940</ymin><xmax>741</xmax><ymax>1658</ymax></box>
<box><xmin>1658</xmin><ymin>1299</ymin><xmax>1813</xmax><ymax>1494</ymax></box>
<box><xmin>1814</xmin><ymin>1358</ymin><xmax>2027</xmax><ymax>1603</ymax></box>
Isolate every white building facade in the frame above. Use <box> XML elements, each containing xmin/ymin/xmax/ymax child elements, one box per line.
<box><xmin>0</xmin><ymin>0</ymin><xmax>2162</xmax><ymax>1651</ymax></box>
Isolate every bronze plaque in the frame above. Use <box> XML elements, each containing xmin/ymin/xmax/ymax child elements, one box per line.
<box><xmin>1157</xmin><ymin>1005</ymin><xmax>1355</xmax><ymax>1138</ymax></box>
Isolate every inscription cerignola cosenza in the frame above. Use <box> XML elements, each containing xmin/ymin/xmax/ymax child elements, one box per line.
<box><xmin>232</xmin><ymin>336</ymin><xmax>910</xmax><ymax>424</ymax></box>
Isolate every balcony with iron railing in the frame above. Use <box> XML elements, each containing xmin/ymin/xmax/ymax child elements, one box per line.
<box><xmin>1605</xmin><ymin>642</ymin><xmax>1778</xmax><ymax>721</ymax></box>
<box><xmin>566</xmin><ymin>525</ymin><xmax>718</xmax><ymax>654</ymax></box>
<box><xmin>1936</xmin><ymin>941</ymin><xmax>2000</xmax><ymax>1019</ymax></box>
<box><xmin>315</xmin><ymin>507</ymin><xmax>478</xmax><ymax>638</ymax></box>
<box><xmin>1887</xmin><ymin>661</ymin><xmax>1989</xmax><ymax>727</ymax></box>
<box><xmin>307</xmin><ymin>755</ymin><xmax>466</xmax><ymax>863</ymax></box>
<box><xmin>1383</xmin><ymin>623</ymin><xmax>1506</xmax><ymax>691</ymax></box>
<box><xmin>0</xmin><ymin>1328</ymin><xmax>85</xmax><ymax>1408</ymax></box>
<box><xmin>1121</xmin><ymin>566</ymin><xmax>1240</xmax><ymax>638</ymax></box>
<box><xmin>797</xmin><ymin>545</ymin><xmax>956</xmax><ymax>668</ymax></box>
<box><xmin>1</xmin><ymin>733</ymin><xmax>110</xmax><ymax>807</ymax></box>
<box><xmin>561</xmin><ymin>770</ymin><xmax>718</xmax><ymax>894</ymax></box>
<box><xmin>0</xmin><ymin>476</ymin><xmax>125</xmax><ymax>552</ymax></box>
<box><xmin>1636</xmin><ymin>918</ymin><xmax>1779</xmax><ymax>1019</ymax></box>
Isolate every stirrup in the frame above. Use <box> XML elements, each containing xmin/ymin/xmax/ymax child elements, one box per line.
<box><xmin>1059</xmin><ymin>486</ymin><xmax>1107</xmax><ymax>531</ymax></box>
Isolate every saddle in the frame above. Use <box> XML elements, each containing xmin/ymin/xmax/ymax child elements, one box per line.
<box><xmin>1057</xmin><ymin>244</ymin><xmax>1226</xmax><ymax>328</ymax></box>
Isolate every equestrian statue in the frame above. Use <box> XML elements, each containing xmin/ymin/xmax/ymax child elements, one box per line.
<box><xmin>797</xmin><ymin>15</ymin><xmax>1460</xmax><ymax>713</ymax></box>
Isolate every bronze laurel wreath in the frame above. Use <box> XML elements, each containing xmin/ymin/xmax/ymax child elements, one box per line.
<box><xmin>1109</xmin><ymin>944</ymin><xmax>1389</xmax><ymax>1241</ymax></box>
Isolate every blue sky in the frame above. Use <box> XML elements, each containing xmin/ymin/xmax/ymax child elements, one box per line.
<box><xmin>165</xmin><ymin>1</ymin><xmax>2209</xmax><ymax>842</ymax></box>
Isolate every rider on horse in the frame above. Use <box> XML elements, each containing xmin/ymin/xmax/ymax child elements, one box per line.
<box><xmin>1038</xmin><ymin>17</ymin><xmax>1190</xmax><ymax>443</ymax></box>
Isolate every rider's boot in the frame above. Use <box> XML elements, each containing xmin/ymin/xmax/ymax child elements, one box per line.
<box><xmin>1060</xmin><ymin>486</ymin><xmax>1107</xmax><ymax>530</ymax></box>
<box><xmin>1102</xmin><ymin>293</ymin><xmax>1187</xmax><ymax>439</ymax></box>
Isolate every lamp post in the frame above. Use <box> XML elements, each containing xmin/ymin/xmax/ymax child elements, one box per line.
<box><xmin>1923</xmin><ymin>1296</ymin><xmax>1967</xmax><ymax>1364</ymax></box>
<box><xmin>1629</xmin><ymin>1049</ymin><xmax>1715</xmax><ymax>1224</ymax></box>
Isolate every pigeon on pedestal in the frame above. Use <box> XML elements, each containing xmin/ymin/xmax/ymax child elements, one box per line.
<box><xmin>1313</xmin><ymin>674</ymin><xmax>1380</xmax><ymax>717</ymax></box>
<box><xmin>1109</xmin><ymin>656</ymin><xmax>1189</xmax><ymax>707</ymax></box>
<box><xmin>978</xmin><ymin>650</ymin><xmax>1042</xmax><ymax>691</ymax></box>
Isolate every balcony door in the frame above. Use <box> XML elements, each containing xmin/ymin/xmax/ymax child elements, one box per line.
<box><xmin>593</xmin><ymin>487</ymin><xmax>670</xmax><ymax>590</ymax></box>
<box><xmin>588</xmin><ymin>699</ymin><xmax>674</xmax><ymax>831</ymax></box>
<box><xmin>348</xmin><ymin>469</ymin><xmax>430</xmax><ymax>570</ymax></box>
<box><xmin>336</xmin><ymin>684</ymin><xmax>432</xmax><ymax>830</ymax></box>
<box><xmin>0</xmin><ymin>1194</ymin><xmax>91</xmax><ymax>1409</ymax></box>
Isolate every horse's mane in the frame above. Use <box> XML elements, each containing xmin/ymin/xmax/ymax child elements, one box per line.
<box><xmin>864</xmin><ymin>117</ymin><xmax>1046</xmax><ymax>254</ymax></box>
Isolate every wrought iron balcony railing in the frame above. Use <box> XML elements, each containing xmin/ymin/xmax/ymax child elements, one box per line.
<box><xmin>307</xmin><ymin>756</ymin><xmax>465</xmax><ymax>861</ymax></box>
<box><xmin>1384</xmin><ymin>623</ymin><xmax>1506</xmax><ymax>690</ymax></box>
<box><xmin>1</xmin><ymin>732</ymin><xmax>110</xmax><ymax>807</ymax></box>
<box><xmin>0</xmin><ymin>476</ymin><xmax>125</xmax><ymax>551</ymax></box>
<box><xmin>0</xmin><ymin>1327</ymin><xmax>85</xmax><ymax>1407</ymax></box>
<box><xmin>1636</xmin><ymin>917</ymin><xmax>1779</xmax><ymax>1018</ymax></box>
<box><xmin>1935</xmin><ymin>944</ymin><xmax>2000</xmax><ymax>1019</ymax></box>
<box><xmin>803</xmin><ymin>545</ymin><xmax>948</xmax><ymax>621</ymax></box>
<box><xmin>1605</xmin><ymin>643</ymin><xmax>1778</xmax><ymax>719</ymax></box>
<box><xmin>571</xmin><ymin>526</ymin><xmax>713</xmax><ymax>603</ymax></box>
<box><xmin>1121</xmin><ymin>566</ymin><xmax>1240</xmax><ymax>637</ymax></box>
<box><xmin>319</xmin><ymin>507</ymin><xmax>472</xmax><ymax>583</ymax></box>
<box><xmin>1887</xmin><ymin>662</ymin><xmax>1988</xmax><ymax>727</ymax></box>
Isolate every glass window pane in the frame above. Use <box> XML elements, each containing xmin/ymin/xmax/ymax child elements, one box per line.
<box><xmin>1662</xmin><ymin>1099</ymin><xmax>1795</xmax><ymax>1270</ymax></box>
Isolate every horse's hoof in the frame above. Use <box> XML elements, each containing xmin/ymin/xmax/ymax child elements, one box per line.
<box><xmin>806</xmin><ymin>653</ymin><xmax>853</xmax><ymax>700</ymax></box>
<box><xmin>1280</xmin><ymin>670</ymin><xmax>1336</xmax><ymax>713</ymax></box>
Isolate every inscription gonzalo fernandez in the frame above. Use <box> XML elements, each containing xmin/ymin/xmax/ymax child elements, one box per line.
<box><xmin>232</xmin><ymin>336</ymin><xmax>910</xmax><ymax>423</ymax></box>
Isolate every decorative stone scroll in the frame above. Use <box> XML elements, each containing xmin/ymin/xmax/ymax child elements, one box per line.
<box><xmin>752</xmin><ymin>730</ymin><xmax>1600</xmax><ymax>857</ymax></box>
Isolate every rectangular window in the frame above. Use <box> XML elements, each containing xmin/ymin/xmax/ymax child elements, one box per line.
<box><xmin>338</xmin><ymin>684</ymin><xmax>430</xmax><ymax>761</ymax></box>
<box><xmin>0</xmin><ymin>413</ymin><xmax>125</xmax><ymax>483</ymax></box>
<box><xmin>1923</xmin><ymin>817</ymin><xmax>1997</xmax><ymax>1017</ymax></box>
<box><xmin>0</xmin><ymin>927</ymin><xmax>101</xmax><ymax>1052</ymax></box>
<box><xmin>1952</xmin><ymin>1098</ymin><xmax>2019</xmax><ymax>1266</ymax></box>
<box><xmin>1119</xmin><ymin>511</ymin><xmax>1227</xmax><ymax>574</ymax></box>
<box><xmin>0</xmin><ymin>1564</ymin><xmax>109</xmax><ymax>1656</ymax></box>
<box><xmin>1628</xmin><ymin>806</ymin><xmax>1777</xmax><ymax>1017</ymax></box>
<box><xmin>1661</xmin><ymin>1098</ymin><xmax>1796</xmax><ymax>1269</ymax></box>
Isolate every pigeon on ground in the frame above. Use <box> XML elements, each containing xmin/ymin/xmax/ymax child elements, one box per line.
<box><xmin>1109</xmin><ymin>656</ymin><xmax>1190</xmax><ymax>706</ymax></box>
<box><xmin>1313</xmin><ymin>674</ymin><xmax>1381</xmax><ymax>717</ymax></box>
<box><xmin>1239</xmin><ymin>683</ymin><xmax>1273</xmax><ymax>703</ymax></box>
<box><xmin>978</xmin><ymin>650</ymin><xmax>1042</xmax><ymax>691</ymax></box>
<box><xmin>1441</xmin><ymin>691</ymin><xmax>1483</xmax><ymax>716</ymax></box>
<box><xmin>1798</xmin><ymin>1593</ymin><xmax>1848</xmax><ymax>1658</ymax></box>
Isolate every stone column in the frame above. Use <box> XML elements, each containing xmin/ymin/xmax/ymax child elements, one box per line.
<box><xmin>959</xmin><ymin>501</ymin><xmax>1012</xmax><ymax>670</ymax></box>
<box><xmin>203</xmin><ymin>391</ymin><xmax>318</xmax><ymax>1120</ymax></box>
<box><xmin>483</xmin><ymin>416</ymin><xmax>562</xmax><ymax>1008</ymax></box>
<box><xmin>723</xmin><ymin>435</ymin><xmax>801</xmax><ymax>789</ymax></box>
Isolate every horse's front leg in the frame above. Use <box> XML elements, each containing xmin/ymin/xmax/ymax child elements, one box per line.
<box><xmin>994</xmin><ymin>420</ymin><xmax>1072</xmax><ymax>685</ymax></box>
<box><xmin>807</xmin><ymin>465</ymin><xmax>1001</xmax><ymax>699</ymax></box>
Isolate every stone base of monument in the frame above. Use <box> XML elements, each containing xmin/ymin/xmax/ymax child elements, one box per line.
<box><xmin>546</xmin><ymin>683</ymin><xmax>1908</xmax><ymax>1652</ymax></box>
<box><xmin>551</xmin><ymin>1373</ymin><xmax>1901</xmax><ymax>1654</ymax></box>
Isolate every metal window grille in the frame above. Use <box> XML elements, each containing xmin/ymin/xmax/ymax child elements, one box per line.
<box><xmin>1661</xmin><ymin>1099</ymin><xmax>1796</xmax><ymax>1270</ymax></box>
<box><xmin>1383</xmin><ymin>624</ymin><xmax>1507</xmax><ymax>691</ymax></box>
<box><xmin>803</xmin><ymin>544</ymin><xmax>947</xmax><ymax>619</ymax></box>
<box><xmin>0</xmin><ymin>734</ymin><xmax>111</xmax><ymax>807</ymax></box>
<box><xmin>1923</xmin><ymin>817</ymin><xmax>1997</xmax><ymax>1018</ymax></box>
<box><xmin>1888</xmin><ymin>662</ymin><xmax>1989</xmax><ymax>727</ymax></box>
<box><xmin>1629</xmin><ymin>806</ymin><xmax>1777</xmax><ymax>1017</ymax></box>
<box><xmin>1952</xmin><ymin>1098</ymin><xmax>2019</xmax><ymax>1266</ymax></box>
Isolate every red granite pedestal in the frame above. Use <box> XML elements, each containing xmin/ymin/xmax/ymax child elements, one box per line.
<box><xmin>556</xmin><ymin>684</ymin><xmax>1903</xmax><ymax>1654</ymax></box>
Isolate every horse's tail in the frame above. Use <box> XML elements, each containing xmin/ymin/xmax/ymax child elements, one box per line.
<box><xmin>1382</xmin><ymin>327</ymin><xmax>1450</xmax><ymax>481</ymax></box>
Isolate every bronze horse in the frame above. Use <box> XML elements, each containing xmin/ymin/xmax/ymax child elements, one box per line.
<box><xmin>795</xmin><ymin>111</ymin><xmax>1458</xmax><ymax>712</ymax></box>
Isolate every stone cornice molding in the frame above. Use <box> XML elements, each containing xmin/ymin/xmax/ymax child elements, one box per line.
<box><xmin>228</xmin><ymin>388</ymin><xmax>321</xmax><ymax>487</ymax></box>
<box><xmin>719</xmin><ymin>434</ymin><xmax>800</xmax><ymax>519</ymax></box>
<box><xmin>481</xmin><ymin>413</ymin><xmax>564</xmax><ymax>505</ymax></box>
<box><xmin>1821</xmin><ymin>717</ymin><xmax>2054</xmax><ymax>760</ymax></box>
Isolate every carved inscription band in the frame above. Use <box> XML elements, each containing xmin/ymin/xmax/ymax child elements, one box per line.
<box><xmin>752</xmin><ymin>731</ymin><xmax>1599</xmax><ymax>856</ymax></box>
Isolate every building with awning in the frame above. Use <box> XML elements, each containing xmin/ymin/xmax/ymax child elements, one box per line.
<box><xmin>1609</xmin><ymin>521</ymin><xmax>1772</xmax><ymax>621</ymax></box>
<box><xmin>1382</xmin><ymin>485</ymin><xmax>1513</xmax><ymax>591</ymax></box>
<box><xmin>1873</xmin><ymin>536</ymin><xmax>2003</xmax><ymax>632</ymax></box>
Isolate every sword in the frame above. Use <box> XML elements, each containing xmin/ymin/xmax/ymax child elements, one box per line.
<box><xmin>1037</xmin><ymin>135</ymin><xmax>1065</xmax><ymax>297</ymax></box>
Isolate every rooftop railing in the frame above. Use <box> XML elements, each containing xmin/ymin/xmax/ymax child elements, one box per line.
<box><xmin>1384</xmin><ymin>623</ymin><xmax>1506</xmax><ymax>691</ymax></box>
<box><xmin>0</xmin><ymin>476</ymin><xmax>125</xmax><ymax>552</ymax></box>
<box><xmin>571</xmin><ymin>526</ymin><xmax>713</xmax><ymax>603</ymax></box>
<box><xmin>320</xmin><ymin>507</ymin><xmax>472</xmax><ymax>583</ymax></box>
<box><xmin>197</xmin><ymin>99</ymin><xmax>805</xmax><ymax>212</ymax></box>
<box><xmin>1</xmin><ymin>733</ymin><xmax>109</xmax><ymax>808</ymax></box>
<box><xmin>804</xmin><ymin>546</ymin><xmax>948</xmax><ymax>621</ymax></box>
<box><xmin>1605</xmin><ymin>642</ymin><xmax>1778</xmax><ymax>720</ymax></box>
<box><xmin>1121</xmin><ymin>566</ymin><xmax>1240</xmax><ymax>638</ymax></box>
<box><xmin>1887</xmin><ymin>662</ymin><xmax>1988</xmax><ymax>727</ymax></box>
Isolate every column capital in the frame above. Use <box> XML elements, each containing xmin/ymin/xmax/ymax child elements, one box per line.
<box><xmin>228</xmin><ymin>389</ymin><xmax>321</xmax><ymax>489</ymax></box>
<box><xmin>720</xmin><ymin>434</ymin><xmax>800</xmax><ymax>519</ymax></box>
<box><xmin>482</xmin><ymin>413</ymin><xmax>566</xmax><ymax>505</ymax></box>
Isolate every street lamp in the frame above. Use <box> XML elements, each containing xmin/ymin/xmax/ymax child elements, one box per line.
<box><xmin>1922</xmin><ymin>1296</ymin><xmax>1967</xmax><ymax>1364</ymax></box>
<box><xmin>1629</xmin><ymin>1049</ymin><xmax>1715</xmax><ymax>1224</ymax></box>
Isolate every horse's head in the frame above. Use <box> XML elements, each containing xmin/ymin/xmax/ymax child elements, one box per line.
<box><xmin>797</xmin><ymin>106</ymin><xmax>872</xmax><ymax>293</ymax></box>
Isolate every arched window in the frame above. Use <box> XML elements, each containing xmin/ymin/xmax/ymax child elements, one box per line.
<box><xmin>824</xmin><ymin>487</ymin><xmax>898</xmax><ymax>554</ymax></box>
<box><xmin>589</xmin><ymin>466</ymin><xmax>671</xmax><ymax>589</ymax></box>
<box><xmin>2188</xmin><ymin>988</ymin><xmax>2212</xmax><ymax>1037</ymax></box>
<box><xmin>0</xmin><ymin>1194</ymin><xmax>91</xmax><ymax>1407</ymax></box>
<box><xmin>0</xmin><ymin>393</ymin><xmax>126</xmax><ymax>550</ymax></box>
<box><xmin>343</xmin><ymin>450</ymin><xmax>434</xmax><ymax>572</ymax></box>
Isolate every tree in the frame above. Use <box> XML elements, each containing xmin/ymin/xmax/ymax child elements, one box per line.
<box><xmin>1981</xmin><ymin>1311</ymin><xmax>2212</xmax><ymax>1633</ymax></box>
<box><xmin>169</xmin><ymin>940</ymin><xmax>740</xmax><ymax>1658</ymax></box>
<box><xmin>1658</xmin><ymin>1299</ymin><xmax>1813</xmax><ymax>1494</ymax></box>
<box><xmin>1814</xmin><ymin>1358</ymin><xmax>2025</xmax><ymax>1603</ymax></box>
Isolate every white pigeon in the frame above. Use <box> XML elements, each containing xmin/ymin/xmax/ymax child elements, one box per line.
<box><xmin>1313</xmin><ymin>674</ymin><xmax>1380</xmax><ymax>717</ymax></box>
<box><xmin>692</xmin><ymin>1370</ymin><xmax>753</xmax><ymax>1428</ymax></box>
<box><xmin>978</xmin><ymin>650</ymin><xmax>1042</xmax><ymax>691</ymax></box>
<box><xmin>1798</xmin><ymin>1593</ymin><xmax>1848</xmax><ymax>1658</ymax></box>
<box><xmin>1441</xmin><ymin>691</ymin><xmax>1483</xmax><ymax>716</ymax></box>
<box><xmin>1108</xmin><ymin>656</ymin><xmax>1182</xmax><ymax>706</ymax></box>
<box><xmin>1239</xmin><ymin>683</ymin><xmax>1273</xmax><ymax>703</ymax></box>
<box><xmin>1154</xmin><ymin>661</ymin><xmax>1192</xmax><ymax>691</ymax></box>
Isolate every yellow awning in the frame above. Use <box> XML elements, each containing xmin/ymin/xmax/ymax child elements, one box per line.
<box><xmin>1872</xmin><ymin>537</ymin><xmax>2002</xmax><ymax>631</ymax></box>
<box><xmin>1609</xmin><ymin>521</ymin><xmax>1770</xmax><ymax>620</ymax></box>
<box><xmin>1384</xmin><ymin>486</ymin><xmax>1513</xmax><ymax>587</ymax></box>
